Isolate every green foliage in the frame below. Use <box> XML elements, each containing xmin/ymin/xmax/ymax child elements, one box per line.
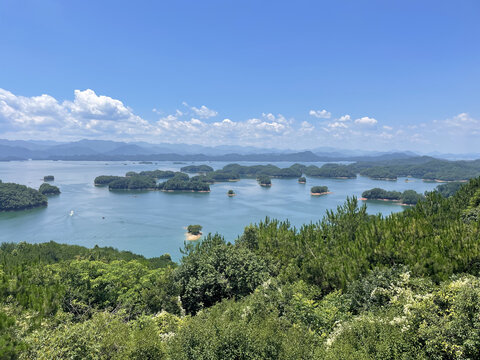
<box><xmin>227</xmin><ymin>189</ymin><xmax>235</xmax><ymax>195</ymax></box>
<box><xmin>359</xmin><ymin>167</ymin><xmax>398</xmax><ymax>180</ymax></box>
<box><xmin>305</xmin><ymin>164</ymin><xmax>356</xmax><ymax>178</ymax></box>
<box><xmin>362</xmin><ymin>187</ymin><xmax>402</xmax><ymax>200</ymax></box>
<box><xmin>180</xmin><ymin>165</ymin><xmax>214</xmax><ymax>173</ymax></box>
<box><xmin>187</xmin><ymin>224</ymin><xmax>202</xmax><ymax>235</ymax></box>
<box><xmin>362</xmin><ymin>187</ymin><xmax>425</xmax><ymax>204</ymax></box>
<box><xmin>94</xmin><ymin>175</ymin><xmax>123</xmax><ymax>186</ymax></box>
<box><xmin>435</xmin><ymin>181</ymin><xmax>465</xmax><ymax>198</ymax></box>
<box><xmin>257</xmin><ymin>175</ymin><xmax>272</xmax><ymax>186</ymax></box>
<box><xmin>43</xmin><ymin>175</ymin><xmax>54</xmax><ymax>181</ymax></box>
<box><xmin>311</xmin><ymin>186</ymin><xmax>329</xmax><ymax>194</ymax></box>
<box><xmin>22</xmin><ymin>312</ymin><xmax>168</xmax><ymax>360</ymax></box>
<box><xmin>109</xmin><ymin>175</ymin><xmax>156</xmax><ymax>190</ymax></box>
<box><xmin>176</xmin><ymin>234</ymin><xmax>270</xmax><ymax>314</ymax></box>
<box><xmin>0</xmin><ymin>182</ymin><xmax>47</xmax><ymax>211</ymax></box>
<box><xmin>3</xmin><ymin>176</ymin><xmax>480</xmax><ymax>359</ymax></box>
<box><xmin>38</xmin><ymin>183</ymin><xmax>60</xmax><ymax>195</ymax></box>
<box><xmin>138</xmin><ymin>170</ymin><xmax>176</xmax><ymax>179</ymax></box>
<box><xmin>158</xmin><ymin>174</ymin><xmax>210</xmax><ymax>191</ymax></box>
<box><xmin>298</xmin><ymin>176</ymin><xmax>306</xmax><ymax>183</ymax></box>
<box><xmin>222</xmin><ymin>163</ymin><xmax>303</xmax><ymax>178</ymax></box>
<box><xmin>349</xmin><ymin>157</ymin><xmax>480</xmax><ymax>181</ymax></box>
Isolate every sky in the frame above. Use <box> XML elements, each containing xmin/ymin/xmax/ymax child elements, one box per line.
<box><xmin>0</xmin><ymin>0</ymin><xmax>479</xmax><ymax>153</ymax></box>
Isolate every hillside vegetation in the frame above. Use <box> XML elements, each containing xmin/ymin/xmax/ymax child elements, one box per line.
<box><xmin>1</xmin><ymin>177</ymin><xmax>480</xmax><ymax>359</ymax></box>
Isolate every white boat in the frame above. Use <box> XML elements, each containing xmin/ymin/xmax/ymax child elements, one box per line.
<box><xmin>69</xmin><ymin>210</ymin><xmax>74</xmax><ymax>216</ymax></box>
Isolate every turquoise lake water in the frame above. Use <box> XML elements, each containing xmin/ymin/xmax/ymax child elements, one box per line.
<box><xmin>0</xmin><ymin>161</ymin><xmax>440</xmax><ymax>260</ymax></box>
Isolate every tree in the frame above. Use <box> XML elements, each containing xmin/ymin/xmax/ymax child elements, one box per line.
<box><xmin>176</xmin><ymin>234</ymin><xmax>270</xmax><ymax>314</ymax></box>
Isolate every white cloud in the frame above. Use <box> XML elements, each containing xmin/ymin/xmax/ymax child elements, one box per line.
<box><xmin>354</xmin><ymin>116</ymin><xmax>378</xmax><ymax>125</ymax></box>
<box><xmin>2</xmin><ymin>88</ymin><xmax>478</xmax><ymax>152</ymax></box>
<box><xmin>309</xmin><ymin>109</ymin><xmax>331</xmax><ymax>119</ymax></box>
<box><xmin>182</xmin><ymin>102</ymin><xmax>218</xmax><ymax>119</ymax></box>
<box><xmin>328</xmin><ymin>121</ymin><xmax>348</xmax><ymax>129</ymax></box>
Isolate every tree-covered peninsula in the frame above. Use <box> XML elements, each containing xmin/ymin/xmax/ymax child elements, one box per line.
<box><xmin>2</xmin><ymin>177</ymin><xmax>480</xmax><ymax>358</ymax></box>
<box><xmin>304</xmin><ymin>163</ymin><xmax>357</xmax><ymax>178</ymax></box>
<box><xmin>362</xmin><ymin>187</ymin><xmax>425</xmax><ymax>205</ymax></box>
<box><xmin>0</xmin><ymin>182</ymin><xmax>48</xmax><ymax>211</ymax></box>
<box><xmin>349</xmin><ymin>156</ymin><xmax>480</xmax><ymax>181</ymax></box>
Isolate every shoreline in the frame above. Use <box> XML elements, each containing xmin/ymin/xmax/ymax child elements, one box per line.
<box><xmin>360</xmin><ymin>197</ymin><xmax>413</xmax><ymax>206</ymax></box>
<box><xmin>186</xmin><ymin>232</ymin><xmax>202</xmax><ymax>241</ymax></box>
<box><xmin>311</xmin><ymin>191</ymin><xmax>332</xmax><ymax>196</ymax></box>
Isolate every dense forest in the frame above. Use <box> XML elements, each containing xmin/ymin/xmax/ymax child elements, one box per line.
<box><xmin>0</xmin><ymin>182</ymin><xmax>48</xmax><ymax>211</ymax></box>
<box><xmin>38</xmin><ymin>183</ymin><xmax>60</xmax><ymax>195</ymax></box>
<box><xmin>348</xmin><ymin>157</ymin><xmax>480</xmax><ymax>181</ymax></box>
<box><xmin>311</xmin><ymin>185</ymin><xmax>329</xmax><ymax>194</ymax></box>
<box><xmin>362</xmin><ymin>188</ymin><xmax>425</xmax><ymax>205</ymax></box>
<box><xmin>2</xmin><ymin>176</ymin><xmax>480</xmax><ymax>358</ymax></box>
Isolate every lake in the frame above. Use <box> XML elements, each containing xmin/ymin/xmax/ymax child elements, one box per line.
<box><xmin>0</xmin><ymin>160</ymin><xmax>440</xmax><ymax>260</ymax></box>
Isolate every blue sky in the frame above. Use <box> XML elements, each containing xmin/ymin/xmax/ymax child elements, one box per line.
<box><xmin>0</xmin><ymin>0</ymin><xmax>479</xmax><ymax>152</ymax></box>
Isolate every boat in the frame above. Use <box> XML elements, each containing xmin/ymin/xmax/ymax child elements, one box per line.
<box><xmin>69</xmin><ymin>210</ymin><xmax>74</xmax><ymax>216</ymax></box>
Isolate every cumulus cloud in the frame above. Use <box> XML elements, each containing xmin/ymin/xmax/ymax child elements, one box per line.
<box><xmin>2</xmin><ymin>87</ymin><xmax>477</xmax><ymax>152</ymax></box>
<box><xmin>309</xmin><ymin>109</ymin><xmax>331</xmax><ymax>119</ymax></box>
<box><xmin>354</xmin><ymin>116</ymin><xmax>378</xmax><ymax>125</ymax></box>
<box><xmin>182</xmin><ymin>102</ymin><xmax>218</xmax><ymax>119</ymax></box>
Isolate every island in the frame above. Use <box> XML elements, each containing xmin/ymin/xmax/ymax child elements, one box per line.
<box><xmin>304</xmin><ymin>164</ymin><xmax>356</xmax><ymax>179</ymax></box>
<box><xmin>138</xmin><ymin>170</ymin><xmax>176</xmax><ymax>179</ymax></box>
<box><xmin>158</xmin><ymin>173</ymin><xmax>210</xmax><ymax>192</ymax></box>
<box><xmin>94</xmin><ymin>175</ymin><xmax>124</xmax><ymax>186</ymax></box>
<box><xmin>311</xmin><ymin>186</ymin><xmax>330</xmax><ymax>195</ymax></box>
<box><xmin>257</xmin><ymin>175</ymin><xmax>272</xmax><ymax>187</ymax></box>
<box><xmin>186</xmin><ymin>224</ymin><xmax>203</xmax><ymax>240</ymax></box>
<box><xmin>227</xmin><ymin>189</ymin><xmax>236</xmax><ymax>196</ymax></box>
<box><xmin>180</xmin><ymin>164</ymin><xmax>214</xmax><ymax>173</ymax></box>
<box><xmin>43</xmin><ymin>175</ymin><xmax>55</xmax><ymax>181</ymax></box>
<box><xmin>298</xmin><ymin>176</ymin><xmax>306</xmax><ymax>184</ymax></box>
<box><xmin>0</xmin><ymin>182</ymin><xmax>48</xmax><ymax>211</ymax></box>
<box><xmin>361</xmin><ymin>187</ymin><xmax>425</xmax><ymax>205</ymax></box>
<box><xmin>348</xmin><ymin>156</ymin><xmax>480</xmax><ymax>182</ymax></box>
<box><xmin>39</xmin><ymin>183</ymin><xmax>61</xmax><ymax>195</ymax></box>
<box><xmin>358</xmin><ymin>167</ymin><xmax>397</xmax><ymax>180</ymax></box>
<box><xmin>206</xmin><ymin>170</ymin><xmax>240</xmax><ymax>182</ymax></box>
<box><xmin>109</xmin><ymin>176</ymin><xmax>157</xmax><ymax>190</ymax></box>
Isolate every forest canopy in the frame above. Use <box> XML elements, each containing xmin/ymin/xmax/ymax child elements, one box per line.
<box><xmin>0</xmin><ymin>182</ymin><xmax>48</xmax><ymax>211</ymax></box>
<box><xmin>2</xmin><ymin>177</ymin><xmax>480</xmax><ymax>358</ymax></box>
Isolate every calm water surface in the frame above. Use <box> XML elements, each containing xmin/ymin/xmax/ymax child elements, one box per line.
<box><xmin>0</xmin><ymin>161</ymin><xmax>439</xmax><ymax>260</ymax></box>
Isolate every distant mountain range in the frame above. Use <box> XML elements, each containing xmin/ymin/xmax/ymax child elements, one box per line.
<box><xmin>0</xmin><ymin>138</ymin><xmax>454</xmax><ymax>162</ymax></box>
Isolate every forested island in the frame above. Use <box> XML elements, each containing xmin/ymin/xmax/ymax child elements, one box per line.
<box><xmin>180</xmin><ymin>164</ymin><xmax>214</xmax><ymax>173</ymax></box>
<box><xmin>2</xmin><ymin>177</ymin><xmax>480</xmax><ymax>358</ymax></box>
<box><xmin>95</xmin><ymin>172</ymin><xmax>210</xmax><ymax>192</ymax></box>
<box><xmin>361</xmin><ymin>187</ymin><xmax>425</xmax><ymax>205</ymax></box>
<box><xmin>298</xmin><ymin>176</ymin><xmax>306</xmax><ymax>183</ymax></box>
<box><xmin>0</xmin><ymin>182</ymin><xmax>48</xmax><ymax>211</ymax></box>
<box><xmin>38</xmin><ymin>183</ymin><xmax>61</xmax><ymax>195</ymax></box>
<box><xmin>310</xmin><ymin>185</ymin><xmax>330</xmax><ymax>195</ymax></box>
<box><xmin>348</xmin><ymin>156</ymin><xmax>480</xmax><ymax>181</ymax></box>
<box><xmin>257</xmin><ymin>175</ymin><xmax>272</xmax><ymax>186</ymax></box>
<box><xmin>304</xmin><ymin>163</ymin><xmax>357</xmax><ymax>178</ymax></box>
<box><xmin>43</xmin><ymin>175</ymin><xmax>54</xmax><ymax>181</ymax></box>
